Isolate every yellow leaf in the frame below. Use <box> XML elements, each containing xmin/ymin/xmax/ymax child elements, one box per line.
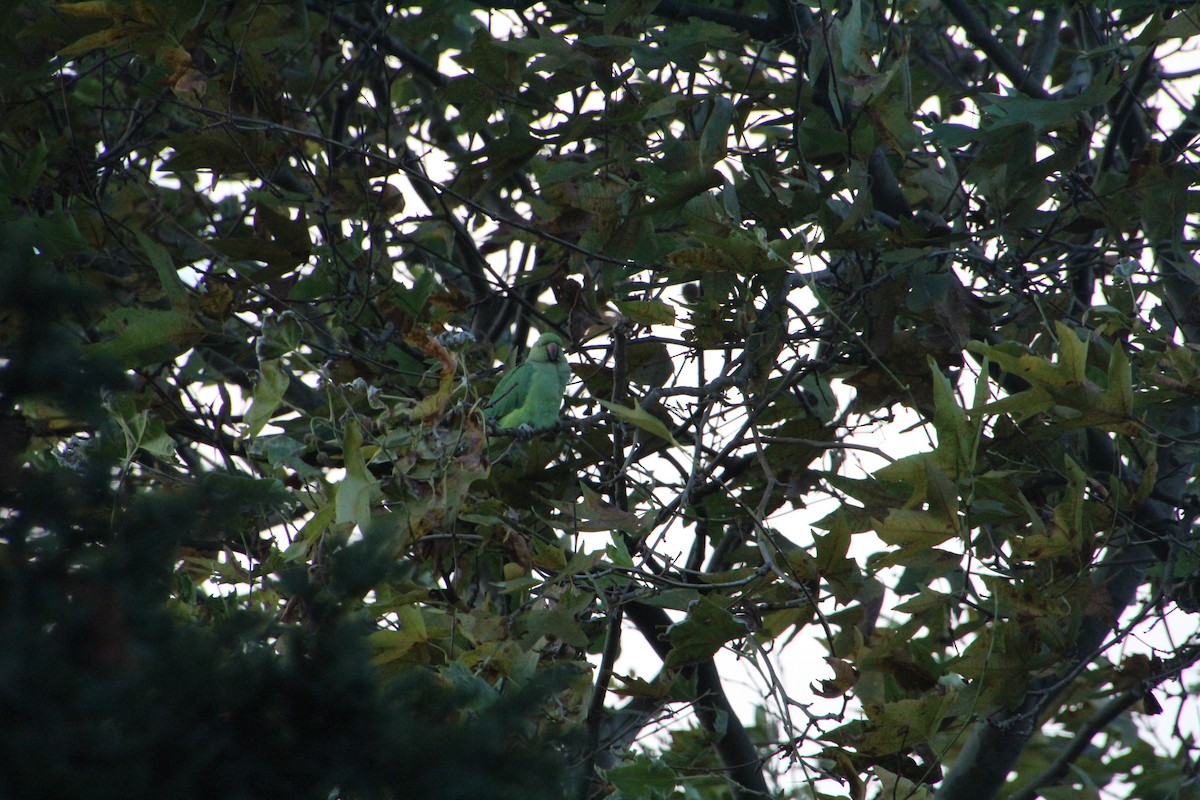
<box><xmin>58</xmin><ymin>21</ymin><xmax>148</xmax><ymax>57</ymax></box>
<box><xmin>812</xmin><ymin>656</ymin><xmax>859</xmax><ymax>698</ymax></box>
<box><xmin>614</xmin><ymin>299</ymin><xmax>676</xmax><ymax>327</ymax></box>
<box><xmin>57</xmin><ymin>1</ymin><xmax>126</xmax><ymax>18</ymax></box>
<box><xmin>872</xmin><ymin>508</ymin><xmax>959</xmax><ymax>547</ymax></box>
<box><xmin>335</xmin><ymin>422</ymin><xmax>380</xmax><ymax>529</ymax></box>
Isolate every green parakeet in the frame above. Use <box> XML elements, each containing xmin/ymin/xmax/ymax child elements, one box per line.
<box><xmin>485</xmin><ymin>333</ymin><xmax>571</xmax><ymax>430</ymax></box>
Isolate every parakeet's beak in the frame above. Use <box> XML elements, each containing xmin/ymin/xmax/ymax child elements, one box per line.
<box><xmin>545</xmin><ymin>341</ymin><xmax>560</xmax><ymax>361</ymax></box>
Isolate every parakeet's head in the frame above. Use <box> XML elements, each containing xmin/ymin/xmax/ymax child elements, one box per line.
<box><xmin>531</xmin><ymin>332</ymin><xmax>566</xmax><ymax>363</ymax></box>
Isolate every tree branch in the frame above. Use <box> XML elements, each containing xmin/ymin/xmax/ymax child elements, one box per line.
<box><xmin>1162</xmin><ymin>91</ymin><xmax>1200</xmax><ymax>163</ymax></box>
<box><xmin>1009</xmin><ymin>643</ymin><xmax>1200</xmax><ymax>800</ymax></box>
<box><xmin>939</xmin><ymin>0</ymin><xmax>1049</xmax><ymax>98</ymax></box>
<box><xmin>582</xmin><ymin>600</ymin><xmax>625</xmax><ymax>799</ymax></box>
<box><xmin>313</xmin><ymin>3</ymin><xmax>447</xmax><ymax>87</ymax></box>
<box><xmin>649</xmin><ymin>0</ymin><xmax>779</xmax><ymax>41</ymax></box>
<box><xmin>1006</xmin><ymin>691</ymin><xmax>1142</xmax><ymax>800</ymax></box>
<box><xmin>933</xmin><ymin>428</ymin><xmax>1182</xmax><ymax>800</ymax></box>
<box><xmin>1026</xmin><ymin>7</ymin><xmax>1062</xmax><ymax>90</ymax></box>
<box><xmin>625</xmin><ymin>602</ymin><xmax>771</xmax><ymax>799</ymax></box>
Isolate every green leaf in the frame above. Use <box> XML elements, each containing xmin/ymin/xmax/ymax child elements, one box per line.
<box><xmin>84</xmin><ymin>306</ymin><xmax>205</xmax><ymax>368</ymax></box>
<box><xmin>697</xmin><ymin>95</ymin><xmax>734</xmax><ymax>167</ymax></box>
<box><xmin>968</xmin><ymin>385</ymin><xmax>1056</xmax><ymax>423</ymax></box>
<box><xmin>931</xmin><ymin>80</ymin><xmax>1118</xmax><ymax>147</ymax></box>
<box><xmin>626</xmin><ymin>340</ymin><xmax>675</xmax><ymax>387</ymax></box>
<box><xmin>606</xmin><ymin>533</ymin><xmax>635</xmax><ymax>569</ymax></box>
<box><xmin>0</xmin><ymin>137</ymin><xmax>48</xmax><ymax>198</ymax></box>
<box><xmin>369</xmin><ymin>628</ymin><xmax>423</xmax><ymax>667</ymax></box>
<box><xmin>1054</xmin><ymin>321</ymin><xmax>1088</xmax><ymax>386</ymax></box>
<box><xmin>1051</xmin><ymin>455</ymin><xmax>1087</xmax><ymax>545</ymax></box>
<box><xmin>924</xmin><ymin>461</ymin><xmax>960</xmax><ymax>529</ymax></box>
<box><xmin>604</xmin><ymin>755</ymin><xmax>677</xmax><ymax>800</ymax></box>
<box><xmin>107</xmin><ymin>394</ymin><xmax>177</xmax><ymax>463</ymax></box>
<box><xmin>874</xmin><ymin>766</ymin><xmax>935</xmax><ymax>800</ymax></box>
<box><xmin>838</xmin><ymin>0</ymin><xmax>863</xmax><ymax>72</ymax></box>
<box><xmin>599</xmin><ymin>399</ymin><xmax>682</xmax><ymax>447</ymax></box>
<box><xmin>1089</xmin><ymin>341</ymin><xmax>1137</xmax><ymax>434</ymax></box>
<box><xmin>519</xmin><ymin>592</ymin><xmax>590</xmax><ymax>648</ymax></box>
<box><xmin>573</xmin><ymin>485</ymin><xmax>644</xmax><ymax>533</ymax></box>
<box><xmin>212</xmin><ymin>237</ymin><xmax>305</xmax><ymax>272</ymax></box>
<box><xmin>136</xmin><ymin>232</ymin><xmax>191</xmax><ymax>309</ymax></box>
<box><xmin>666</xmin><ymin>230</ymin><xmax>787</xmax><ymax>273</ymax></box>
<box><xmin>614</xmin><ymin>299</ymin><xmax>676</xmax><ymax>327</ymax></box>
<box><xmin>665</xmin><ymin>596</ymin><xmax>748</xmax><ymax>667</ymax></box>
<box><xmin>966</xmin><ymin>341</ymin><xmax>1070</xmax><ymax>391</ymax></box>
<box><xmin>859</xmin><ymin>690</ymin><xmax>958</xmax><ymax>754</ymax></box>
<box><xmin>283</xmin><ymin>504</ymin><xmax>334</xmax><ymax>561</ymax></box>
<box><xmin>335</xmin><ymin>421</ymin><xmax>381</xmax><ymax>530</ymax></box>
<box><xmin>929</xmin><ymin>357</ymin><xmax>970</xmax><ymax>472</ymax></box>
<box><xmin>244</xmin><ymin>357</ymin><xmax>289</xmax><ymax>438</ymax></box>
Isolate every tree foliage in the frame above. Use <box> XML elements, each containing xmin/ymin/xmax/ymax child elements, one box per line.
<box><xmin>4</xmin><ymin>1</ymin><xmax>1200</xmax><ymax>798</ymax></box>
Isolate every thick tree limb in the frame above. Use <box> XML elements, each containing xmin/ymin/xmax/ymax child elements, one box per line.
<box><xmin>867</xmin><ymin>148</ymin><xmax>913</xmax><ymax>221</ymax></box>
<box><xmin>933</xmin><ymin>426</ymin><xmax>1182</xmax><ymax>800</ymax></box>
<box><xmin>933</xmin><ymin>13</ymin><xmax>1200</xmax><ymax>790</ymax></box>
<box><xmin>1026</xmin><ymin>7</ymin><xmax>1062</xmax><ymax>89</ymax></box>
<box><xmin>625</xmin><ymin>602</ymin><xmax>771</xmax><ymax>799</ymax></box>
<box><xmin>582</xmin><ymin>603</ymin><xmax>625</xmax><ymax>798</ymax></box>
<box><xmin>940</xmin><ymin>0</ymin><xmax>1049</xmax><ymax>98</ymax></box>
<box><xmin>313</xmin><ymin>3</ymin><xmax>447</xmax><ymax>86</ymax></box>
<box><xmin>941</xmin><ymin>325</ymin><xmax>1195</xmax><ymax>800</ymax></box>
<box><xmin>650</xmin><ymin>0</ymin><xmax>779</xmax><ymax>42</ymax></box>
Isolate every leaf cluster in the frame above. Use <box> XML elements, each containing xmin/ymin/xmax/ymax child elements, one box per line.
<box><xmin>4</xmin><ymin>1</ymin><xmax>1200</xmax><ymax>799</ymax></box>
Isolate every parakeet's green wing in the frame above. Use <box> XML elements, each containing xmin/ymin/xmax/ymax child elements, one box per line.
<box><xmin>486</xmin><ymin>333</ymin><xmax>570</xmax><ymax>429</ymax></box>
<box><xmin>485</xmin><ymin>361</ymin><xmax>533</xmax><ymax>421</ymax></box>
